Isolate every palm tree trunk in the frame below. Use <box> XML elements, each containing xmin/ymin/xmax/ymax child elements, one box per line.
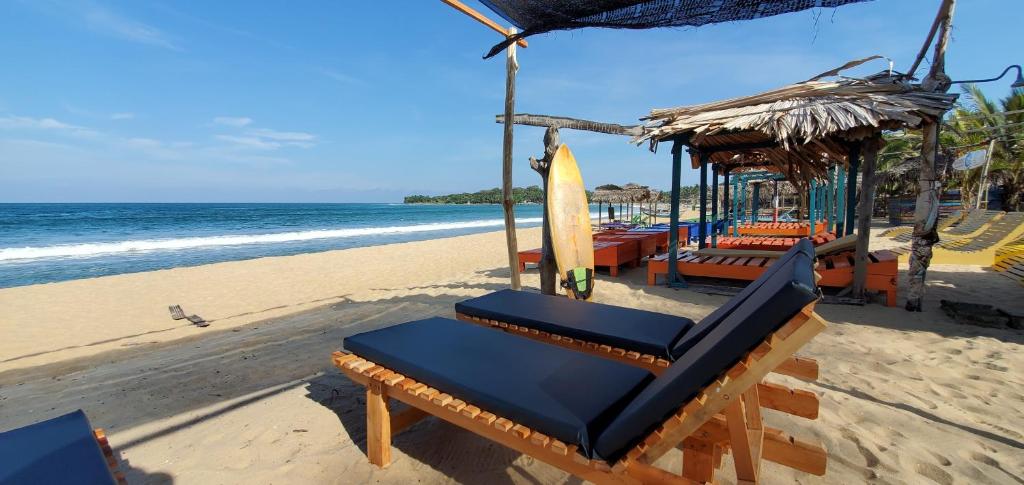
<box><xmin>906</xmin><ymin>0</ymin><xmax>956</xmax><ymax>312</ymax></box>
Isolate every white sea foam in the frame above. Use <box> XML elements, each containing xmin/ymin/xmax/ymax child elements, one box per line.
<box><xmin>0</xmin><ymin>216</ymin><xmax>551</xmax><ymax>262</ymax></box>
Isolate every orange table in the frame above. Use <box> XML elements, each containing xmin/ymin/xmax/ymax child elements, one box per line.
<box><xmin>517</xmin><ymin>240</ymin><xmax>639</xmax><ymax>277</ymax></box>
<box><xmin>594</xmin><ymin>234</ymin><xmax>658</xmax><ymax>261</ymax></box>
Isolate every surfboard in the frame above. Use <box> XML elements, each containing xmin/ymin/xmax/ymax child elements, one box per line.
<box><xmin>546</xmin><ymin>144</ymin><xmax>594</xmax><ymax>300</ymax></box>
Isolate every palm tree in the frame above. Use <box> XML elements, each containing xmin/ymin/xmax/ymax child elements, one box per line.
<box><xmin>945</xmin><ymin>85</ymin><xmax>1024</xmax><ymax>210</ymax></box>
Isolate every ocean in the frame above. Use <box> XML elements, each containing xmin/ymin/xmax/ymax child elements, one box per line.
<box><xmin>0</xmin><ymin>203</ymin><xmax>560</xmax><ymax>288</ymax></box>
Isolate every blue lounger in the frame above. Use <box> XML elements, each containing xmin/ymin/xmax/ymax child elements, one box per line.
<box><xmin>0</xmin><ymin>410</ymin><xmax>120</xmax><ymax>485</ymax></box>
<box><xmin>455</xmin><ymin>240</ymin><xmax>818</xmax><ymax>378</ymax></box>
<box><xmin>335</xmin><ymin>246</ymin><xmax>826</xmax><ymax>483</ymax></box>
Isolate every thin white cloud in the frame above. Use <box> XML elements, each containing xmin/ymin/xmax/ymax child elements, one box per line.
<box><xmin>248</xmin><ymin>128</ymin><xmax>315</xmax><ymax>142</ymax></box>
<box><xmin>0</xmin><ymin>115</ymin><xmax>98</xmax><ymax>137</ymax></box>
<box><xmin>215</xmin><ymin>135</ymin><xmax>281</xmax><ymax>151</ymax></box>
<box><xmin>82</xmin><ymin>4</ymin><xmax>179</xmax><ymax>50</ymax></box>
<box><xmin>320</xmin><ymin>68</ymin><xmax>364</xmax><ymax>85</ymax></box>
<box><xmin>110</xmin><ymin>112</ymin><xmax>135</xmax><ymax>120</ymax></box>
<box><xmin>213</xmin><ymin>116</ymin><xmax>253</xmax><ymax>127</ymax></box>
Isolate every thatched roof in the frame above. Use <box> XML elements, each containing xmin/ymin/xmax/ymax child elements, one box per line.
<box><xmin>635</xmin><ymin>60</ymin><xmax>958</xmax><ymax>179</ymax></box>
<box><xmin>592</xmin><ymin>183</ymin><xmax>658</xmax><ymax>203</ymax></box>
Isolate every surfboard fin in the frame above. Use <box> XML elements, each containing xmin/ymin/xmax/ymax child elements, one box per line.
<box><xmin>562</xmin><ymin>267</ymin><xmax>594</xmax><ymax>300</ymax></box>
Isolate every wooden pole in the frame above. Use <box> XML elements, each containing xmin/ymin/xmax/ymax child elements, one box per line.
<box><xmin>711</xmin><ymin>165</ymin><xmax>719</xmax><ymax>248</ymax></box>
<box><xmin>698</xmin><ymin>153</ymin><xmax>708</xmax><ymax>250</ymax></box>
<box><xmin>722</xmin><ymin>169</ymin><xmax>731</xmax><ymax>233</ymax></box>
<box><xmin>501</xmin><ymin>28</ymin><xmax>521</xmax><ymax>290</ymax></box>
<box><xmin>845</xmin><ymin>144</ymin><xmax>861</xmax><ymax>236</ymax></box>
<box><xmin>975</xmin><ymin>138</ymin><xmax>996</xmax><ymax>209</ymax></box>
<box><xmin>853</xmin><ymin>136</ymin><xmax>883</xmax><ymax>298</ymax></box>
<box><xmin>440</xmin><ymin>0</ymin><xmax>528</xmax><ymax>48</ymax></box>
<box><xmin>809</xmin><ymin>180</ymin><xmax>817</xmax><ymax>236</ymax></box>
<box><xmin>907</xmin><ymin>0</ymin><xmax>956</xmax><ymax>312</ymax></box>
<box><xmin>835</xmin><ymin>167</ymin><xmax>847</xmax><ymax>236</ymax></box>
<box><xmin>668</xmin><ymin>140</ymin><xmax>685</xmax><ymax>286</ymax></box>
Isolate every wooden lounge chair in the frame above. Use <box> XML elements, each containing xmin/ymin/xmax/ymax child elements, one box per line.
<box><xmin>647</xmin><ymin>235</ymin><xmax>897</xmax><ymax>306</ymax></box>
<box><xmin>906</xmin><ymin>211</ymin><xmax>1024</xmax><ymax>265</ymax></box>
<box><xmin>712</xmin><ymin>232</ymin><xmax>836</xmax><ymax>251</ymax></box>
<box><xmin>0</xmin><ymin>410</ymin><xmax>126</xmax><ymax>484</ymax></box>
<box><xmin>735</xmin><ymin>221</ymin><xmax>826</xmax><ymax>237</ymax></box>
<box><xmin>334</xmin><ymin>251</ymin><xmax>826</xmax><ymax>483</ymax></box>
<box><xmin>457</xmin><ymin>241</ymin><xmax>818</xmax><ymax>379</ymax></box>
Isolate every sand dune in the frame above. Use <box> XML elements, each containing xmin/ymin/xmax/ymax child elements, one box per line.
<box><xmin>1</xmin><ymin>227</ymin><xmax>1022</xmax><ymax>484</ymax></box>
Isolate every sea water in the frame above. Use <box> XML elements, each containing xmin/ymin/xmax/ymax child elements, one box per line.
<box><xmin>0</xmin><ymin>203</ymin><xmax>570</xmax><ymax>288</ymax></box>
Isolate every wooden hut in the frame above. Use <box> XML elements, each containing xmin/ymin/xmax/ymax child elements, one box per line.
<box><xmin>637</xmin><ymin>67</ymin><xmax>958</xmax><ymax>296</ymax></box>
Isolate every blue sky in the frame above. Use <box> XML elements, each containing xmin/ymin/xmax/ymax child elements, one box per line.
<box><xmin>0</xmin><ymin>0</ymin><xmax>1020</xmax><ymax>202</ymax></box>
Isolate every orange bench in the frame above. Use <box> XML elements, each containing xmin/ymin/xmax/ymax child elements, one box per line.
<box><xmin>647</xmin><ymin>249</ymin><xmax>898</xmax><ymax>306</ymax></box>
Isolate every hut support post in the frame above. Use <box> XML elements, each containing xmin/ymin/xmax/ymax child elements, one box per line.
<box><xmin>722</xmin><ymin>169</ymin><xmax>731</xmax><ymax>234</ymax></box>
<box><xmin>733</xmin><ymin>176</ymin><xmax>740</xmax><ymax>236</ymax></box>
<box><xmin>698</xmin><ymin>152</ymin><xmax>708</xmax><ymax>250</ymax></box>
<box><xmin>809</xmin><ymin>180</ymin><xmax>817</xmax><ymax>236</ymax></box>
<box><xmin>845</xmin><ymin>143</ymin><xmax>862</xmax><ymax>236</ymax></box>
<box><xmin>711</xmin><ymin>165</ymin><xmax>719</xmax><ymax>248</ymax></box>
<box><xmin>836</xmin><ymin>167</ymin><xmax>847</xmax><ymax>236</ymax></box>
<box><xmin>826</xmin><ymin>166</ymin><xmax>835</xmax><ymax>233</ymax></box>
<box><xmin>854</xmin><ymin>136</ymin><xmax>883</xmax><ymax>298</ymax></box>
<box><xmin>667</xmin><ymin>140</ymin><xmax>686</xmax><ymax>287</ymax></box>
<box><xmin>500</xmin><ymin>28</ymin><xmax>521</xmax><ymax>290</ymax></box>
<box><xmin>751</xmin><ymin>183</ymin><xmax>760</xmax><ymax>225</ymax></box>
<box><xmin>530</xmin><ymin>127</ymin><xmax>560</xmax><ymax>296</ymax></box>
<box><xmin>772</xmin><ymin>179</ymin><xmax>779</xmax><ymax>223</ymax></box>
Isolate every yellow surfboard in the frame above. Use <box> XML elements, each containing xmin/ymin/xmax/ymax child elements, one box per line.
<box><xmin>546</xmin><ymin>144</ymin><xmax>594</xmax><ymax>300</ymax></box>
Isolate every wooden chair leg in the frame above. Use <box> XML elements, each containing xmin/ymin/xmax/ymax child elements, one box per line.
<box><xmin>367</xmin><ymin>381</ymin><xmax>392</xmax><ymax>467</ymax></box>
<box><xmin>681</xmin><ymin>437</ymin><xmax>717</xmax><ymax>483</ymax></box>
<box><xmin>726</xmin><ymin>385</ymin><xmax>766</xmax><ymax>484</ymax></box>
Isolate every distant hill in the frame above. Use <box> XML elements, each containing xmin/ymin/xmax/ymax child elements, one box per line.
<box><xmin>405</xmin><ymin>186</ymin><xmax>593</xmax><ymax>204</ymax></box>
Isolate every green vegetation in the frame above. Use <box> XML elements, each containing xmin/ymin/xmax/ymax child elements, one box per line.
<box><xmin>657</xmin><ymin>185</ymin><xmax>701</xmax><ymax>202</ymax></box>
<box><xmin>405</xmin><ymin>186</ymin><xmax>594</xmax><ymax>204</ymax></box>
<box><xmin>879</xmin><ymin>86</ymin><xmax>1024</xmax><ymax>210</ymax></box>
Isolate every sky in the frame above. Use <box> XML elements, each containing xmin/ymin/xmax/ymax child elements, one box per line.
<box><xmin>0</xmin><ymin>0</ymin><xmax>1021</xmax><ymax>203</ymax></box>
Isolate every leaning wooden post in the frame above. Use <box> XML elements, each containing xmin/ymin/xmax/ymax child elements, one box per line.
<box><xmin>853</xmin><ymin>135</ymin><xmax>883</xmax><ymax>299</ymax></box>
<box><xmin>500</xmin><ymin>27</ymin><xmax>522</xmax><ymax>290</ymax></box>
<box><xmin>907</xmin><ymin>0</ymin><xmax>956</xmax><ymax>312</ymax></box>
<box><xmin>530</xmin><ymin>127</ymin><xmax>560</xmax><ymax>296</ymax></box>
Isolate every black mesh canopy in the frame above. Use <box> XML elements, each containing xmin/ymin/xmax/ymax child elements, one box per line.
<box><xmin>480</xmin><ymin>0</ymin><xmax>873</xmax><ymax>58</ymax></box>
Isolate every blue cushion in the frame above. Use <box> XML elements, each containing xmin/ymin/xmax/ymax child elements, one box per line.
<box><xmin>455</xmin><ymin>289</ymin><xmax>694</xmax><ymax>359</ymax></box>
<box><xmin>593</xmin><ymin>251</ymin><xmax>818</xmax><ymax>462</ymax></box>
<box><xmin>668</xmin><ymin>239</ymin><xmax>815</xmax><ymax>359</ymax></box>
<box><xmin>0</xmin><ymin>410</ymin><xmax>116</xmax><ymax>485</ymax></box>
<box><xmin>344</xmin><ymin>317</ymin><xmax>654</xmax><ymax>457</ymax></box>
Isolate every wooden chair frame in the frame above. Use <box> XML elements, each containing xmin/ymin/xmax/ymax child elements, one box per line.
<box><xmin>94</xmin><ymin>429</ymin><xmax>127</xmax><ymax>484</ymax></box>
<box><xmin>333</xmin><ymin>303</ymin><xmax>828</xmax><ymax>484</ymax></box>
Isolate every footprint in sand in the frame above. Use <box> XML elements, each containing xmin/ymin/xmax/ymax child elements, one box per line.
<box><xmin>840</xmin><ymin>428</ymin><xmax>881</xmax><ymax>470</ymax></box>
<box><xmin>928</xmin><ymin>451</ymin><xmax>952</xmax><ymax>467</ymax></box>
<box><xmin>915</xmin><ymin>462</ymin><xmax>954</xmax><ymax>485</ymax></box>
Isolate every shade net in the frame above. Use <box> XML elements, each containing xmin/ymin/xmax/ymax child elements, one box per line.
<box><xmin>480</xmin><ymin>0</ymin><xmax>873</xmax><ymax>58</ymax></box>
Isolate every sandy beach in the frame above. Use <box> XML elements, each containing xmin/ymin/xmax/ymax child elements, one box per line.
<box><xmin>1</xmin><ymin>227</ymin><xmax>1022</xmax><ymax>484</ymax></box>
